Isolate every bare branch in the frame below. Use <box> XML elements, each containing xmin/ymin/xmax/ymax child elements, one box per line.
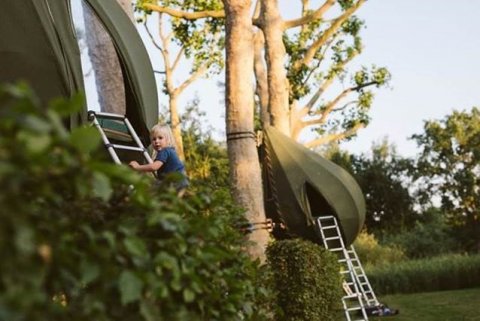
<box><xmin>175</xmin><ymin>63</ymin><xmax>209</xmax><ymax>96</ymax></box>
<box><xmin>304</xmin><ymin>122</ymin><xmax>365</xmax><ymax>148</ymax></box>
<box><xmin>142</xmin><ymin>3</ymin><xmax>225</xmax><ymax>20</ymax></box>
<box><xmin>172</xmin><ymin>47</ymin><xmax>185</xmax><ymax>72</ymax></box>
<box><xmin>284</xmin><ymin>0</ymin><xmax>336</xmax><ymax>30</ymax></box>
<box><xmin>143</xmin><ymin>20</ymin><xmax>162</xmax><ymax>52</ymax></box>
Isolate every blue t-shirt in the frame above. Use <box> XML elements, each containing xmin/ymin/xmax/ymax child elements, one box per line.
<box><xmin>155</xmin><ymin>147</ymin><xmax>186</xmax><ymax>179</ymax></box>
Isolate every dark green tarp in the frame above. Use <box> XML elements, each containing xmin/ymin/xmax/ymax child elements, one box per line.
<box><xmin>0</xmin><ymin>0</ymin><xmax>158</xmax><ymax>143</ymax></box>
<box><xmin>262</xmin><ymin>126</ymin><xmax>365</xmax><ymax>246</ymax></box>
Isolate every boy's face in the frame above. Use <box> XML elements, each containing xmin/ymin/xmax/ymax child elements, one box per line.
<box><xmin>151</xmin><ymin>133</ymin><xmax>167</xmax><ymax>150</ymax></box>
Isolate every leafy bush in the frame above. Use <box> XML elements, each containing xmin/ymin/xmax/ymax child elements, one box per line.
<box><xmin>383</xmin><ymin>208</ymin><xmax>458</xmax><ymax>259</ymax></box>
<box><xmin>366</xmin><ymin>253</ymin><xmax>480</xmax><ymax>295</ymax></box>
<box><xmin>353</xmin><ymin>231</ymin><xmax>405</xmax><ymax>269</ymax></box>
<box><xmin>266</xmin><ymin>239</ymin><xmax>342</xmax><ymax>321</ymax></box>
<box><xmin>0</xmin><ymin>83</ymin><xmax>271</xmax><ymax>321</ymax></box>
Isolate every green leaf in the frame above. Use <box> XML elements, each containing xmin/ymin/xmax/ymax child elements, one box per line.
<box><xmin>81</xmin><ymin>261</ymin><xmax>100</xmax><ymax>285</ymax></box>
<box><xmin>119</xmin><ymin>270</ymin><xmax>143</xmax><ymax>305</ymax></box>
<box><xmin>124</xmin><ymin>237</ymin><xmax>148</xmax><ymax>258</ymax></box>
<box><xmin>69</xmin><ymin>126</ymin><xmax>101</xmax><ymax>153</ymax></box>
<box><xmin>92</xmin><ymin>172</ymin><xmax>113</xmax><ymax>201</ymax></box>
<box><xmin>183</xmin><ymin>288</ymin><xmax>195</xmax><ymax>303</ymax></box>
<box><xmin>140</xmin><ymin>301</ymin><xmax>161</xmax><ymax>321</ymax></box>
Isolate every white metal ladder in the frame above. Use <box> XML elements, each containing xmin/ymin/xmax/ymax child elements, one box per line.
<box><xmin>347</xmin><ymin>246</ymin><xmax>379</xmax><ymax>307</ymax></box>
<box><xmin>87</xmin><ymin>111</ymin><xmax>153</xmax><ymax>165</ymax></box>
<box><xmin>316</xmin><ymin>215</ymin><xmax>369</xmax><ymax>321</ymax></box>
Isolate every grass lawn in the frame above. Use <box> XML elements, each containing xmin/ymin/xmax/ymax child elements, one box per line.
<box><xmin>370</xmin><ymin>287</ymin><xmax>480</xmax><ymax>321</ymax></box>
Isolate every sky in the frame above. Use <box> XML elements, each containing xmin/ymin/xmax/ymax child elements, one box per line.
<box><xmin>339</xmin><ymin>0</ymin><xmax>480</xmax><ymax>157</ymax></box>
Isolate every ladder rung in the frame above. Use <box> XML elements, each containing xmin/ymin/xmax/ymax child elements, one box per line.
<box><xmin>91</xmin><ymin>111</ymin><xmax>126</xmax><ymax>120</ymax></box>
<box><xmin>110</xmin><ymin>144</ymin><xmax>145</xmax><ymax>152</ymax></box>
<box><xmin>345</xmin><ymin>305</ymin><xmax>363</xmax><ymax>311</ymax></box>
<box><xmin>317</xmin><ymin>216</ymin><xmax>335</xmax><ymax>220</ymax></box>
<box><xmin>320</xmin><ymin>225</ymin><xmax>337</xmax><ymax>229</ymax></box>
<box><xmin>324</xmin><ymin>236</ymin><xmax>341</xmax><ymax>241</ymax></box>
<box><xmin>329</xmin><ymin>247</ymin><xmax>343</xmax><ymax>252</ymax></box>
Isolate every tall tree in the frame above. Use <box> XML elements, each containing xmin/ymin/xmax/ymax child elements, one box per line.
<box><xmin>140</xmin><ymin>0</ymin><xmax>269</xmax><ymax>259</ymax></box>
<box><xmin>250</xmin><ymin>0</ymin><xmax>391</xmax><ymax>145</ymax></box>
<box><xmin>139</xmin><ymin>4</ymin><xmax>224</xmax><ymax>160</ymax></box>
<box><xmin>411</xmin><ymin>107</ymin><xmax>480</xmax><ymax>251</ymax></box>
<box><xmin>142</xmin><ymin>1</ymin><xmax>390</xmax><ymax>148</ymax></box>
<box><xmin>221</xmin><ymin>0</ymin><xmax>269</xmax><ymax>260</ymax></box>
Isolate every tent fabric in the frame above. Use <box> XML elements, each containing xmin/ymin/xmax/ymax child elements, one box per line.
<box><xmin>0</xmin><ymin>0</ymin><xmax>85</xmax><ymax>129</ymax></box>
<box><xmin>262</xmin><ymin>126</ymin><xmax>366</xmax><ymax>246</ymax></box>
<box><xmin>0</xmin><ymin>0</ymin><xmax>158</xmax><ymax>144</ymax></box>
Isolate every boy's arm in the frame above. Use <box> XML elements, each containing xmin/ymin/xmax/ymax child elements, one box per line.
<box><xmin>129</xmin><ymin>160</ymin><xmax>163</xmax><ymax>172</ymax></box>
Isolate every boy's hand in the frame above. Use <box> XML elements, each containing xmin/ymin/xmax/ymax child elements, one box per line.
<box><xmin>129</xmin><ymin>161</ymin><xmax>139</xmax><ymax>169</ymax></box>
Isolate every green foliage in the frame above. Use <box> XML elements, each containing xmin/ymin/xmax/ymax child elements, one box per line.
<box><xmin>383</xmin><ymin>208</ymin><xmax>458</xmax><ymax>259</ymax></box>
<box><xmin>180</xmin><ymin>98</ymin><xmax>230</xmax><ymax>189</ymax></box>
<box><xmin>284</xmin><ymin>2</ymin><xmax>391</xmax><ymax>144</ymax></box>
<box><xmin>137</xmin><ymin>0</ymin><xmax>225</xmax><ymax>75</ymax></box>
<box><xmin>329</xmin><ymin>141</ymin><xmax>417</xmax><ymax>237</ymax></box>
<box><xmin>0</xmin><ymin>84</ymin><xmax>270</xmax><ymax>321</ymax></box>
<box><xmin>411</xmin><ymin>107</ymin><xmax>480</xmax><ymax>251</ymax></box>
<box><xmin>266</xmin><ymin>239</ymin><xmax>342</xmax><ymax>321</ymax></box>
<box><xmin>366</xmin><ymin>254</ymin><xmax>480</xmax><ymax>295</ymax></box>
<box><xmin>353</xmin><ymin>231</ymin><xmax>405</xmax><ymax>269</ymax></box>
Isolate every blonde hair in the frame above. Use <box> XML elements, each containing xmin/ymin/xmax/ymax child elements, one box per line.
<box><xmin>150</xmin><ymin>124</ymin><xmax>176</xmax><ymax>157</ymax></box>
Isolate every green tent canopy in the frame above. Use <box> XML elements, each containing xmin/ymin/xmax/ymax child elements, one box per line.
<box><xmin>0</xmin><ymin>0</ymin><xmax>158</xmax><ymax>144</ymax></box>
<box><xmin>262</xmin><ymin>126</ymin><xmax>366</xmax><ymax>246</ymax></box>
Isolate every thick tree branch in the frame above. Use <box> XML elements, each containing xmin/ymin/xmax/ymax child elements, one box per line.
<box><xmin>304</xmin><ymin>122</ymin><xmax>365</xmax><ymax>148</ymax></box>
<box><xmin>175</xmin><ymin>63</ymin><xmax>209</xmax><ymax>96</ymax></box>
<box><xmin>172</xmin><ymin>47</ymin><xmax>185</xmax><ymax>72</ymax></box>
<box><xmin>142</xmin><ymin>3</ymin><xmax>225</xmax><ymax>19</ymax></box>
<box><xmin>284</xmin><ymin>0</ymin><xmax>335</xmax><ymax>30</ymax></box>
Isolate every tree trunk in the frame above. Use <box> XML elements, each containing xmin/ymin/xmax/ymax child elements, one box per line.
<box><xmin>253</xmin><ymin>30</ymin><xmax>270</xmax><ymax>127</ymax></box>
<box><xmin>169</xmin><ymin>93</ymin><xmax>185</xmax><ymax>160</ymax></box>
<box><xmin>82</xmin><ymin>0</ymin><xmax>135</xmax><ymax>114</ymax></box>
<box><xmin>259</xmin><ymin>0</ymin><xmax>290</xmax><ymax>135</ymax></box>
<box><xmin>223</xmin><ymin>0</ymin><xmax>269</xmax><ymax>261</ymax></box>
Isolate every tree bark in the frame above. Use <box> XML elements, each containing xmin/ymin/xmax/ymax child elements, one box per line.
<box><xmin>223</xmin><ymin>0</ymin><xmax>269</xmax><ymax>261</ymax></box>
<box><xmin>83</xmin><ymin>0</ymin><xmax>135</xmax><ymax>114</ymax></box>
<box><xmin>258</xmin><ymin>0</ymin><xmax>290</xmax><ymax>135</ymax></box>
<box><xmin>253</xmin><ymin>30</ymin><xmax>270</xmax><ymax>127</ymax></box>
<box><xmin>169</xmin><ymin>93</ymin><xmax>185</xmax><ymax>160</ymax></box>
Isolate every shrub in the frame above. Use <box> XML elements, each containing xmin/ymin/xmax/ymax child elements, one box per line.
<box><xmin>353</xmin><ymin>230</ymin><xmax>405</xmax><ymax>269</ymax></box>
<box><xmin>383</xmin><ymin>209</ymin><xmax>458</xmax><ymax>259</ymax></box>
<box><xmin>0</xmin><ymin>83</ymin><xmax>271</xmax><ymax>321</ymax></box>
<box><xmin>266</xmin><ymin>239</ymin><xmax>342</xmax><ymax>321</ymax></box>
<box><xmin>366</xmin><ymin>253</ymin><xmax>480</xmax><ymax>295</ymax></box>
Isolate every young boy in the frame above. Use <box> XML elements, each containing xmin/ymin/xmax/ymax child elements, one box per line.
<box><xmin>129</xmin><ymin>124</ymin><xmax>188</xmax><ymax>194</ymax></box>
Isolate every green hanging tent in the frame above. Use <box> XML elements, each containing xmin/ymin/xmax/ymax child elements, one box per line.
<box><xmin>0</xmin><ymin>0</ymin><xmax>158</xmax><ymax>144</ymax></box>
<box><xmin>262</xmin><ymin>126</ymin><xmax>366</xmax><ymax>246</ymax></box>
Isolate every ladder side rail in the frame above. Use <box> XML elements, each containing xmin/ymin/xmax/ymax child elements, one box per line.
<box><xmin>90</xmin><ymin>114</ymin><xmax>122</xmax><ymax>164</ymax></box>
<box><xmin>334</xmin><ymin>223</ymin><xmax>369</xmax><ymax>321</ymax></box>
<box><xmin>123</xmin><ymin>117</ymin><xmax>153</xmax><ymax>164</ymax></box>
